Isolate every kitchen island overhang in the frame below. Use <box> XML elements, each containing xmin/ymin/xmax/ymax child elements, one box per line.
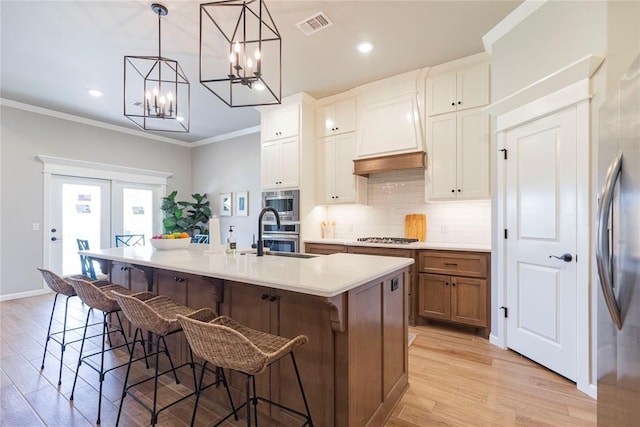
<box><xmin>81</xmin><ymin>246</ymin><xmax>413</xmax><ymax>426</ymax></box>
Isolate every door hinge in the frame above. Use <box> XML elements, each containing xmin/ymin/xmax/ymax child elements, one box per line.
<box><xmin>504</xmin><ymin>229</ymin><xmax>508</xmax><ymax>239</ymax></box>
<box><xmin>499</xmin><ymin>148</ymin><xmax>508</xmax><ymax>160</ymax></box>
<box><xmin>500</xmin><ymin>306</ymin><xmax>508</xmax><ymax>318</ymax></box>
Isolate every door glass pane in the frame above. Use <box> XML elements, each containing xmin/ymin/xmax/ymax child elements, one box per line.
<box><xmin>62</xmin><ymin>184</ymin><xmax>103</xmax><ymax>275</ymax></box>
<box><xmin>123</xmin><ymin>188</ymin><xmax>153</xmax><ymax>241</ymax></box>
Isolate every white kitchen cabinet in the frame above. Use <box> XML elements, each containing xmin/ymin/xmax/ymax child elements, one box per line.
<box><xmin>426</xmin><ymin>108</ymin><xmax>489</xmax><ymax>200</ymax></box>
<box><xmin>260</xmin><ymin>103</ymin><xmax>299</xmax><ymax>142</ymax></box>
<box><xmin>316</xmin><ymin>97</ymin><xmax>356</xmax><ymax>137</ymax></box>
<box><xmin>317</xmin><ymin>133</ymin><xmax>367</xmax><ymax>205</ymax></box>
<box><xmin>261</xmin><ymin>136</ymin><xmax>299</xmax><ymax>190</ymax></box>
<box><xmin>426</xmin><ymin>62</ymin><xmax>489</xmax><ymax>116</ymax></box>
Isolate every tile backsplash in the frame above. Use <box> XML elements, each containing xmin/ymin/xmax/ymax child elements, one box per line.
<box><xmin>326</xmin><ymin>169</ymin><xmax>491</xmax><ymax>245</ymax></box>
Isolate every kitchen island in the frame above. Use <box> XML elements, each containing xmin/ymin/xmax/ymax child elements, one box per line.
<box><xmin>83</xmin><ymin>246</ymin><xmax>413</xmax><ymax>427</ymax></box>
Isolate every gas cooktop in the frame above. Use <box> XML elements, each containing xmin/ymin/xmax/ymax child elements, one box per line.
<box><xmin>357</xmin><ymin>237</ymin><xmax>419</xmax><ymax>244</ymax></box>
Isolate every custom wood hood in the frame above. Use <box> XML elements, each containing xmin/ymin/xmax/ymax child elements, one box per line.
<box><xmin>353</xmin><ymin>152</ymin><xmax>426</xmax><ymax>177</ymax></box>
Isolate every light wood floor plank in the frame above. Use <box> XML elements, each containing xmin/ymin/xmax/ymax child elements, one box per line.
<box><xmin>0</xmin><ymin>294</ymin><xmax>596</xmax><ymax>426</ymax></box>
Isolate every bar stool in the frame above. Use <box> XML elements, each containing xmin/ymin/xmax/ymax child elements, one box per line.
<box><xmin>66</xmin><ymin>277</ymin><xmax>153</xmax><ymax>425</ymax></box>
<box><xmin>111</xmin><ymin>291</ymin><xmax>231</xmax><ymax>426</ymax></box>
<box><xmin>37</xmin><ymin>268</ymin><xmax>108</xmax><ymax>385</ymax></box>
<box><xmin>177</xmin><ymin>314</ymin><xmax>314</xmax><ymax>427</ymax></box>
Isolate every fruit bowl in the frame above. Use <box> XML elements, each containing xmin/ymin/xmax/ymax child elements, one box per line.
<box><xmin>149</xmin><ymin>237</ymin><xmax>191</xmax><ymax>250</ymax></box>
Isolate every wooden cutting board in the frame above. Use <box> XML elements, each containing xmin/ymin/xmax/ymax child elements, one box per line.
<box><xmin>405</xmin><ymin>214</ymin><xmax>426</xmax><ymax>241</ymax></box>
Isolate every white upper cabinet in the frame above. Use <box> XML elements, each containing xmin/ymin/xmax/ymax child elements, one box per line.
<box><xmin>316</xmin><ymin>97</ymin><xmax>357</xmax><ymax>137</ymax></box>
<box><xmin>317</xmin><ymin>133</ymin><xmax>367</xmax><ymax>205</ymax></box>
<box><xmin>426</xmin><ymin>108</ymin><xmax>490</xmax><ymax>200</ymax></box>
<box><xmin>261</xmin><ymin>136</ymin><xmax>299</xmax><ymax>190</ymax></box>
<box><xmin>427</xmin><ymin>62</ymin><xmax>490</xmax><ymax>116</ymax></box>
<box><xmin>261</xmin><ymin>103</ymin><xmax>300</xmax><ymax>142</ymax></box>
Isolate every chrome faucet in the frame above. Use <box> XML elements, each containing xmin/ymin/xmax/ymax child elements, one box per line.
<box><xmin>257</xmin><ymin>207</ymin><xmax>281</xmax><ymax>257</ymax></box>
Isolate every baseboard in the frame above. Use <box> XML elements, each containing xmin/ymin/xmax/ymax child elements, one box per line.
<box><xmin>0</xmin><ymin>288</ymin><xmax>50</xmax><ymax>302</ymax></box>
<box><xmin>489</xmin><ymin>333</ymin><xmax>505</xmax><ymax>348</ymax></box>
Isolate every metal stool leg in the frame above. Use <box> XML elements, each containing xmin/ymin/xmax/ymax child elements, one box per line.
<box><xmin>70</xmin><ymin>308</ymin><xmax>92</xmax><ymax>401</ymax></box>
<box><xmin>116</xmin><ymin>327</ymin><xmax>140</xmax><ymax>426</ymax></box>
<box><xmin>191</xmin><ymin>361</ymin><xmax>208</xmax><ymax>427</ymax></box>
<box><xmin>40</xmin><ymin>292</ymin><xmax>59</xmax><ymax>371</ymax></box>
<box><xmin>291</xmin><ymin>353</ymin><xmax>314</xmax><ymax>427</ymax></box>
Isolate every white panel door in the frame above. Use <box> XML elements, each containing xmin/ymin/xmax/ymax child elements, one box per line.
<box><xmin>48</xmin><ymin>175</ymin><xmax>111</xmax><ymax>276</ymax></box>
<box><xmin>505</xmin><ymin>107</ymin><xmax>578</xmax><ymax>381</ymax></box>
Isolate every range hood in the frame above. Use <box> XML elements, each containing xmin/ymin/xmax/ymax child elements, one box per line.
<box><xmin>353</xmin><ymin>152</ymin><xmax>426</xmax><ymax>177</ymax></box>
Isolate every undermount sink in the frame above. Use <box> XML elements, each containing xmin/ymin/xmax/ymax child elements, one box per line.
<box><xmin>265</xmin><ymin>252</ymin><xmax>318</xmax><ymax>259</ymax></box>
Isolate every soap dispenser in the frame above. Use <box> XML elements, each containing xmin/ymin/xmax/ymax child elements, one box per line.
<box><xmin>226</xmin><ymin>226</ymin><xmax>236</xmax><ymax>254</ymax></box>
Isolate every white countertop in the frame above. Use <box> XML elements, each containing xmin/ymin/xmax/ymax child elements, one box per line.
<box><xmin>83</xmin><ymin>246</ymin><xmax>414</xmax><ymax>298</ymax></box>
<box><xmin>304</xmin><ymin>239</ymin><xmax>491</xmax><ymax>252</ymax></box>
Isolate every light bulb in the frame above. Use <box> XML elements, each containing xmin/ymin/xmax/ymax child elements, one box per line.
<box><xmin>247</xmin><ymin>57</ymin><xmax>253</xmax><ymax>68</ymax></box>
<box><xmin>254</xmin><ymin>49</ymin><xmax>261</xmax><ymax>60</ymax></box>
<box><xmin>229</xmin><ymin>52</ymin><xmax>235</xmax><ymax>63</ymax></box>
<box><xmin>234</xmin><ymin>41</ymin><xmax>241</xmax><ymax>53</ymax></box>
<box><xmin>145</xmin><ymin>91</ymin><xmax>151</xmax><ymax>100</ymax></box>
<box><xmin>159</xmin><ymin>96</ymin><xmax>166</xmax><ymax>105</ymax></box>
<box><xmin>166</xmin><ymin>92</ymin><xmax>173</xmax><ymax>101</ymax></box>
<box><xmin>152</xmin><ymin>87</ymin><xmax>159</xmax><ymax>96</ymax></box>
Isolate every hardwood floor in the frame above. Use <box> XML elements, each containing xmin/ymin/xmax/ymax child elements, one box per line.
<box><xmin>0</xmin><ymin>294</ymin><xmax>596</xmax><ymax>426</ymax></box>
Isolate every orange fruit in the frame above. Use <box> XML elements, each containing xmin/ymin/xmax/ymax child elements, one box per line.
<box><xmin>180</xmin><ymin>232</ymin><xmax>189</xmax><ymax>239</ymax></box>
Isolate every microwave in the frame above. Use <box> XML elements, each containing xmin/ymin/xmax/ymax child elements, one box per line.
<box><xmin>261</xmin><ymin>190</ymin><xmax>299</xmax><ymax>221</ymax></box>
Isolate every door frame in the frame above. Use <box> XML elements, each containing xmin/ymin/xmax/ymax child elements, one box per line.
<box><xmin>490</xmin><ymin>79</ymin><xmax>594</xmax><ymax>397</ymax></box>
<box><xmin>39</xmin><ymin>155</ymin><xmax>172</xmax><ymax>274</ymax></box>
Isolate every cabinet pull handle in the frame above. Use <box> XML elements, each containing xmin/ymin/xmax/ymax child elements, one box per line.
<box><xmin>443</xmin><ymin>262</ymin><xmax>458</xmax><ymax>266</ymax></box>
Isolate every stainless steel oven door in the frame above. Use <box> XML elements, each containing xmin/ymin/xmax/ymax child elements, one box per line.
<box><xmin>262</xmin><ymin>234</ymin><xmax>299</xmax><ymax>253</ymax></box>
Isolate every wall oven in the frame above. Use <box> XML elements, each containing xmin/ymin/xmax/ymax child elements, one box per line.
<box><xmin>261</xmin><ymin>190</ymin><xmax>299</xmax><ymax>221</ymax></box>
<box><xmin>261</xmin><ymin>222</ymin><xmax>299</xmax><ymax>253</ymax></box>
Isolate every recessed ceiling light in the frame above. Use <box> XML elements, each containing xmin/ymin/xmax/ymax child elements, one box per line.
<box><xmin>88</xmin><ymin>89</ymin><xmax>103</xmax><ymax>97</ymax></box>
<box><xmin>254</xmin><ymin>82</ymin><xmax>266</xmax><ymax>91</ymax></box>
<box><xmin>176</xmin><ymin>116</ymin><xmax>185</xmax><ymax>122</ymax></box>
<box><xmin>357</xmin><ymin>41</ymin><xmax>374</xmax><ymax>54</ymax></box>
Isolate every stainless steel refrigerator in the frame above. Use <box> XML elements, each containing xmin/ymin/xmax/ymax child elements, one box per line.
<box><xmin>596</xmin><ymin>53</ymin><xmax>640</xmax><ymax>426</ymax></box>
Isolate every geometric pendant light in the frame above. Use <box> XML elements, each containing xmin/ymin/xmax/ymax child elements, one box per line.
<box><xmin>124</xmin><ymin>3</ymin><xmax>190</xmax><ymax>132</ymax></box>
<box><xmin>200</xmin><ymin>0</ymin><xmax>281</xmax><ymax>107</ymax></box>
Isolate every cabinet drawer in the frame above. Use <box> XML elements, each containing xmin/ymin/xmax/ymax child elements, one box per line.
<box><xmin>305</xmin><ymin>243</ymin><xmax>347</xmax><ymax>255</ymax></box>
<box><xmin>418</xmin><ymin>251</ymin><xmax>487</xmax><ymax>278</ymax></box>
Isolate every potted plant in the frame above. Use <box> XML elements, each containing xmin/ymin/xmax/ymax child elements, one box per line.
<box><xmin>161</xmin><ymin>191</ymin><xmax>211</xmax><ymax>236</ymax></box>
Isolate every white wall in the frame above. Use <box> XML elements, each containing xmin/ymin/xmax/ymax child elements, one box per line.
<box><xmin>191</xmin><ymin>132</ymin><xmax>262</xmax><ymax>250</ymax></box>
<box><xmin>0</xmin><ymin>105</ymin><xmax>192</xmax><ymax>298</ymax></box>
<box><xmin>488</xmin><ymin>0</ymin><xmax>640</xmax><ymax>391</ymax></box>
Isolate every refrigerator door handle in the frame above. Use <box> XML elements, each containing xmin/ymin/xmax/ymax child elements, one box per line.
<box><xmin>596</xmin><ymin>151</ymin><xmax>623</xmax><ymax>330</ymax></box>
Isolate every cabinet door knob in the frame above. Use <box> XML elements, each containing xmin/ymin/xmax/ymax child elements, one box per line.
<box><xmin>451</xmin><ymin>189</ymin><xmax>455</xmax><ymax>193</ymax></box>
<box><xmin>261</xmin><ymin>294</ymin><xmax>269</xmax><ymax>300</ymax></box>
<box><xmin>457</xmin><ymin>189</ymin><xmax>461</xmax><ymax>192</ymax></box>
<box><xmin>269</xmin><ymin>295</ymin><xmax>277</xmax><ymax>302</ymax></box>
<box><xmin>451</xmin><ymin>102</ymin><xmax>455</xmax><ymax>106</ymax></box>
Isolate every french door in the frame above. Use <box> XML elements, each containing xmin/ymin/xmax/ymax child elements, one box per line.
<box><xmin>49</xmin><ymin>175</ymin><xmax>111</xmax><ymax>276</ymax></box>
<box><xmin>47</xmin><ymin>178</ymin><xmax>163</xmax><ymax>276</ymax></box>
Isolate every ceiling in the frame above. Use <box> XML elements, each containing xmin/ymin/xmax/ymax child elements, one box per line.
<box><xmin>0</xmin><ymin>1</ymin><xmax>521</xmax><ymax>144</ymax></box>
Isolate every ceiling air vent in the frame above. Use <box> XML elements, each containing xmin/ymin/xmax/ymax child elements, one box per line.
<box><xmin>296</xmin><ymin>11</ymin><xmax>333</xmax><ymax>36</ymax></box>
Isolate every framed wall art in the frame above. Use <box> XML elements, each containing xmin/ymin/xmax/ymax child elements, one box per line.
<box><xmin>234</xmin><ymin>191</ymin><xmax>248</xmax><ymax>216</ymax></box>
<box><xmin>220</xmin><ymin>192</ymin><xmax>232</xmax><ymax>216</ymax></box>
